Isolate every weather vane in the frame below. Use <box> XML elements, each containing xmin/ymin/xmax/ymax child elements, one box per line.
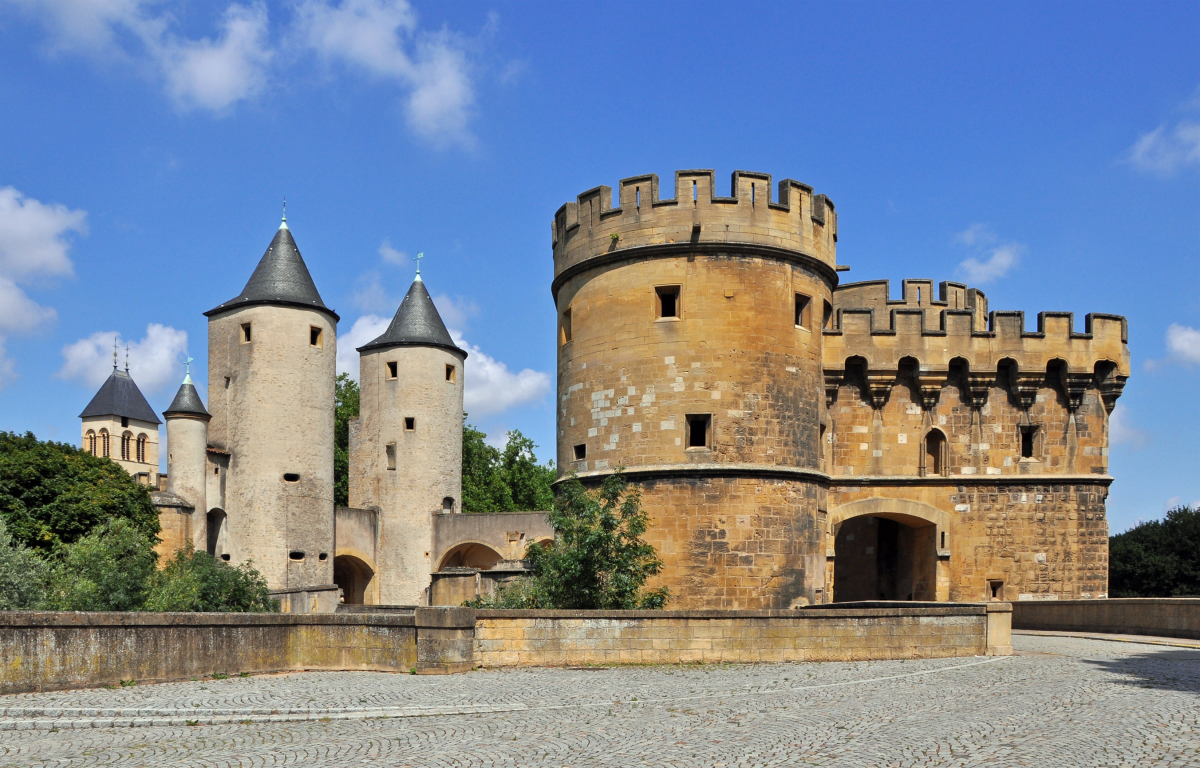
<box><xmin>125</xmin><ymin>344</ymin><xmax>130</xmax><ymax>372</ymax></box>
<box><xmin>112</xmin><ymin>338</ymin><xmax>118</xmax><ymax>370</ymax></box>
<box><xmin>282</xmin><ymin>196</ymin><xmax>287</xmax><ymax>224</ymax></box>
<box><xmin>185</xmin><ymin>356</ymin><xmax>193</xmax><ymax>375</ymax></box>
<box><xmin>415</xmin><ymin>251</ymin><xmax>425</xmax><ymax>277</ymax></box>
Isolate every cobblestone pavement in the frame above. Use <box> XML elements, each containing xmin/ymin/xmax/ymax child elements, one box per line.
<box><xmin>1</xmin><ymin>635</ymin><xmax>1197</xmax><ymax>767</ymax></box>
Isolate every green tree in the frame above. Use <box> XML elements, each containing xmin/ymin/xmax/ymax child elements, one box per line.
<box><xmin>334</xmin><ymin>373</ymin><xmax>360</xmax><ymax>507</ymax></box>
<box><xmin>1109</xmin><ymin>506</ymin><xmax>1200</xmax><ymax>597</ymax></box>
<box><xmin>461</xmin><ymin>419</ymin><xmax>555</xmax><ymax>513</ymax></box>
<box><xmin>42</xmin><ymin>518</ymin><xmax>159</xmax><ymax>611</ymax></box>
<box><xmin>0</xmin><ymin>515</ymin><xmax>49</xmax><ymax>610</ymax></box>
<box><xmin>0</xmin><ymin>431</ymin><xmax>159</xmax><ymax>554</ymax></box>
<box><xmin>467</xmin><ymin>472</ymin><xmax>669</xmax><ymax>610</ymax></box>
<box><xmin>144</xmin><ymin>544</ymin><xmax>277</xmax><ymax>612</ymax></box>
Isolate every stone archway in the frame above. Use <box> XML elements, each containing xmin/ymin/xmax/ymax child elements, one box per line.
<box><xmin>437</xmin><ymin>542</ymin><xmax>504</xmax><ymax>571</ymax></box>
<box><xmin>333</xmin><ymin>554</ymin><xmax>375</xmax><ymax>605</ymax></box>
<box><xmin>828</xmin><ymin>499</ymin><xmax>950</xmax><ymax>603</ymax></box>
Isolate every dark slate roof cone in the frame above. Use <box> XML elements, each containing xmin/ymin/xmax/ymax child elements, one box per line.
<box><xmin>163</xmin><ymin>372</ymin><xmax>210</xmax><ymax>420</ymax></box>
<box><xmin>204</xmin><ymin>212</ymin><xmax>339</xmax><ymax>321</ymax></box>
<box><xmin>357</xmin><ymin>275</ymin><xmax>466</xmax><ymax>357</ymax></box>
<box><xmin>79</xmin><ymin>367</ymin><xmax>162</xmax><ymax>424</ymax></box>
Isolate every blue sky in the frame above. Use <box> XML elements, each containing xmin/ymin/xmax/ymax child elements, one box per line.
<box><xmin>0</xmin><ymin>1</ymin><xmax>1196</xmax><ymax>532</ymax></box>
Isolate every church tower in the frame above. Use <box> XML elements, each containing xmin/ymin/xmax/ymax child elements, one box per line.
<box><xmin>80</xmin><ymin>352</ymin><xmax>161</xmax><ymax>487</ymax></box>
<box><xmin>203</xmin><ymin>214</ymin><xmax>339</xmax><ymax>590</ymax></box>
<box><xmin>350</xmin><ymin>272</ymin><xmax>465</xmax><ymax>605</ymax></box>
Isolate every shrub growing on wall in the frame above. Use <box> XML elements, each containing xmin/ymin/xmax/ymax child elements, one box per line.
<box><xmin>144</xmin><ymin>545</ymin><xmax>277</xmax><ymax>612</ymax></box>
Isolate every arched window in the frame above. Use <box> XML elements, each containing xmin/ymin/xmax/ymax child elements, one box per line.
<box><xmin>99</xmin><ymin>429</ymin><xmax>110</xmax><ymax>457</ymax></box>
<box><xmin>86</xmin><ymin>430</ymin><xmax>96</xmax><ymax>456</ymax></box>
<box><xmin>922</xmin><ymin>429</ymin><xmax>947</xmax><ymax>477</ymax></box>
<box><xmin>136</xmin><ymin>434</ymin><xmax>147</xmax><ymax>463</ymax></box>
<box><xmin>120</xmin><ymin>431</ymin><xmax>133</xmax><ymax>461</ymax></box>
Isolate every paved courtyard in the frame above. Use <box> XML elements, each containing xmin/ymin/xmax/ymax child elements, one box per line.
<box><xmin>1</xmin><ymin>634</ymin><xmax>1197</xmax><ymax>767</ymax></box>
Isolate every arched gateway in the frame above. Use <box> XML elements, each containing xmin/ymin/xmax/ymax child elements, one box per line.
<box><xmin>828</xmin><ymin>499</ymin><xmax>950</xmax><ymax>603</ymax></box>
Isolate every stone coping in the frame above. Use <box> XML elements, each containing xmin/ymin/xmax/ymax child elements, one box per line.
<box><xmin>476</xmin><ymin>603</ymin><xmax>1003</xmax><ymax>620</ymax></box>
<box><xmin>0</xmin><ymin>611</ymin><xmax>416</xmax><ymax>627</ymax></box>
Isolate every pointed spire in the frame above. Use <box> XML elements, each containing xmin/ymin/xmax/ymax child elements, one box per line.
<box><xmin>164</xmin><ymin>370</ymin><xmax>210</xmax><ymax>420</ymax></box>
<box><xmin>80</xmin><ymin>367</ymin><xmax>161</xmax><ymax>424</ymax></box>
<box><xmin>356</xmin><ymin>276</ymin><xmax>465</xmax><ymax>357</ymax></box>
<box><xmin>205</xmin><ymin>215</ymin><xmax>339</xmax><ymax>321</ymax></box>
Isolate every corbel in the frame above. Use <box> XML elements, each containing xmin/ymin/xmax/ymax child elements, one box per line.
<box><xmin>1098</xmin><ymin>374</ymin><xmax>1127</xmax><ymax>415</ymax></box>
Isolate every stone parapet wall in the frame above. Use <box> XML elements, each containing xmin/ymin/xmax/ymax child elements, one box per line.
<box><xmin>0</xmin><ymin>612</ymin><xmax>417</xmax><ymax>695</ymax></box>
<box><xmin>1012</xmin><ymin>598</ymin><xmax>1200</xmax><ymax>640</ymax></box>
<box><xmin>475</xmin><ymin>603</ymin><xmax>1011</xmax><ymax>667</ymax></box>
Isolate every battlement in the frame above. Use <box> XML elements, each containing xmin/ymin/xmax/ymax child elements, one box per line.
<box><xmin>824</xmin><ymin>279</ymin><xmax>1130</xmax><ymax>391</ymax></box>
<box><xmin>552</xmin><ymin>170</ymin><xmax>838</xmax><ymax>281</ymax></box>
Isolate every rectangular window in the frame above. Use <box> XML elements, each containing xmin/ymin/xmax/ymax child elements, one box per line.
<box><xmin>240</xmin><ymin>323</ymin><xmax>251</xmax><ymax>343</ymax></box>
<box><xmin>386</xmin><ymin>361</ymin><xmax>398</xmax><ymax>380</ymax></box>
<box><xmin>823</xmin><ymin>300</ymin><xmax>834</xmax><ymax>329</ymax></box>
<box><xmin>310</xmin><ymin>326</ymin><xmax>323</xmax><ymax>348</ymax></box>
<box><xmin>386</xmin><ymin>443</ymin><xmax>396</xmax><ymax>470</ymax></box>
<box><xmin>224</xmin><ymin>376</ymin><xmax>231</xmax><ymax>389</ymax></box>
<box><xmin>988</xmin><ymin>580</ymin><xmax>1004</xmax><ymax>601</ymax></box>
<box><xmin>656</xmin><ymin>286</ymin><xmax>680</xmax><ymax>319</ymax></box>
<box><xmin>795</xmin><ymin>293</ymin><xmax>812</xmax><ymax>329</ymax></box>
<box><xmin>404</xmin><ymin>417</ymin><xmax>416</xmax><ymax>431</ymax></box>
<box><xmin>1020</xmin><ymin>426</ymin><xmax>1037</xmax><ymax>459</ymax></box>
<box><xmin>121</xmin><ymin>417</ymin><xmax>129</xmax><ymax>428</ymax></box>
<box><xmin>573</xmin><ymin>443</ymin><xmax>586</xmax><ymax>461</ymax></box>
<box><xmin>686</xmin><ymin>414</ymin><xmax>712</xmax><ymax>449</ymax></box>
<box><xmin>445</xmin><ymin>363</ymin><xmax>456</xmax><ymax>383</ymax></box>
<box><xmin>560</xmin><ymin>308</ymin><xmax>573</xmax><ymax>344</ymax></box>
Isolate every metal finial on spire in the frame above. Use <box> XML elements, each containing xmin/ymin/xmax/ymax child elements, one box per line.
<box><xmin>112</xmin><ymin>338</ymin><xmax>119</xmax><ymax>371</ymax></box>
<box><xmin>183</xmin><ymin>356</ymin><xmax>194</xmax><ymax>385</ymax></box>
<box><xmin>280</xmin><ymin>197</ymin><xmax>289</xmax><ymax>230</ymax></box>
<box><xmin>415</xmin><ymin>252</ymin><xmax>424</xmax><ymax>282</ymax></box>
<box><xmin>124</xmin><ymin>344</ymin><xmax>130</xmax><ymax>372</ymax></box>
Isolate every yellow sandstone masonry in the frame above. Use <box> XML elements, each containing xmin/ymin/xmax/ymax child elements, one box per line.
<box><xmin>552</xmin><ymin>170</ymin><xmax>1129</xmax><ymax>609</ymax></box>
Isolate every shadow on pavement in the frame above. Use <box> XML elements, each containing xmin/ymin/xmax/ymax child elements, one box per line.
<box><xmin>1082</xmin><ymin>647</ymin><xmax>1200</xmax><ymax>695</ymax></box>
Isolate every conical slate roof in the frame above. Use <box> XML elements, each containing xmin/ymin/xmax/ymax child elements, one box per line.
<box><xmin>163</xmin><ymin>375</ymin><xmax>210</xmax><ymax>419</ymax></box>
<box><xmin>79</xmin><ymin>368</ymin><xmax>162</xmax><ymax>424</ymax></box>
<box><xmin>204</xmin><ymin>221</ymin><xmax>339</xmax><ymax>321</ymax></box>
<box><xmin>357</xmin><ymin>277</ymin><xmax>466</xmax><ymax>357</ymax></box>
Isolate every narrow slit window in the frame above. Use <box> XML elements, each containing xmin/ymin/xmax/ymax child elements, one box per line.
<box><xmin>224</xmin><ymin>376</ymin><xmax>231</xmax><ymax>388</ymax></box>
<box><xmin>445</xmin><ymin>364</ymin><xmax>456</xmax><ymax>383</ymax></box>
<box><xmin>283</xmin><ymin>473</ymin><xmax>300</xmax><ymax>482</ymax></box>
<box><xmin>386</xmin><ymin>361</ymin><xmax>398</xmax><ymax>379</ymax></box>
<box><xmin>988</xmin><ymin>580</ymin><xmax>1004</xmax><ymax>601</ymax></box>
<box><xmin>686</xmin><ymin>414</ymin><xmax>712</xmax><ymax>449</ymax></box>
<box><xmin>823</xmin><ymin>301</ymin><xmax>834</xmax><ymax>330</ymax></box>
<box><xmin>404</xmin><ymin>417</ymin><xmax>415</xmax><ymax>431</ymax></box>
<box><xmin>656</xmin><ymin>286</ymin><xmax>680</xmax><ymax>319</ymax></box>
<box><xmin>573</xmin><ymin>444</ymin><xmax>586</xmax><ymax>461</ymax></box>
<box><xmin>692</xmin><ymin>180</ymin><xmax>697</xmax><ymax>204</ymax></box>
<box><xmin>240</xmin><ymin>323</ymin><xmax>251</xmax><ymax>343</ymax></box>
<box><xmin>795</xmin><ymin>293</ymin><xmax>812</xmax><ymax>329</ymax></box>
<box><xmin>386</xmin><ymin>443</ymin><xmax>396</xmax><ymax>470</ymax></box>
<box><xmin>310</xmin><ymin>326</ymin><xmax>323</xmax><ymax>348</ymax></box>
<box><xmin>941</xmin><ymin>531</ymin><xmax>947</xmax><ymax>549</ymax></box>
<box><xmin>1020</xmin><ymin>426</ymin><xmax>1037</xmax><ymax>459</ymax></box>
<box><xmin>289</xmin><ymin>551</ymin><xmax>305</xmax><ymax>561</ymax></box>
<box><xmin>561</xmin><ymin>308</ymin><xmax>573</xmax><ymax>345</ymax></box>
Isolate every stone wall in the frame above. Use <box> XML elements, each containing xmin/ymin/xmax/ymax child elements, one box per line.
<box><xmin>1012</xmin><ymin>598</ymin><xmax>1200</xmax><ymax>640</ymax></box>
<box><xmin>0</xmin><ymin>611</ymin><xmax>416</xmax><ymax>695</ymax></box>
<box><xmin>475</xmin><ymin>603</ymin><xmax>1011</xmax><ymax>667</ymax></box>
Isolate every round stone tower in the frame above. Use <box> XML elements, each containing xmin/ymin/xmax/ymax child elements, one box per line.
<box><xmin>203</xmin><ymin>215</ymin><xmax>338</xmax><ymax>590</ymax></box>
<box><xmin>552</xmin><ymin>170</ymin><xmax>840</xmax><ymax>609</ymax></box>
<box><xmin>350</xmin><ymin>273</ymin><xmax>466</xmax><ymax>605</ymax></box>
<box><xmin>163</xmin><ymin>370</ymin><xmax>211</xmax><ymax>551</ymax></box>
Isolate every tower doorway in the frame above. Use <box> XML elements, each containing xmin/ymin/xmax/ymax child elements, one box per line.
<box><xmin>206</xmin><ymin>509</ymin><xmax>228</xmax><ymax>560</ymax></box>
<box><xmin>333</xmin><ymin>554</ymin><xmax>375</xmax><ymax>605</ymax></box>
<box><xmin>833</xmin><ymin>515</ymin><xmax>937</xmax><ymax>602</ymax></box>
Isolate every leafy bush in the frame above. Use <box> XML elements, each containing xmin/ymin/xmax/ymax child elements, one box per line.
<box><xmin>467</xmin><ymin>472</ymin><xmax>669</xmax><ymax>610</ymax></box>
<box><xmin>0</xmin><ymin>515</ymin><xmax>49</xmax><ymax>609</ymax></box>
<box><xmin>462</xmin><ymin>421</ymin><xmax>555</xmax><ymax>513</ymax></box>
<box><xmin>0</xmin><ymin>431</ymin><xmax>159</xmax><ymax>554</ymax></box>
<box><xmin>333</xmin><ymin>373</ymin><xmax>360</xmax><ymax>507</ymax></box>
<box><xmin>42</xmin><ymin>518</ymin><xmax>159</xmax><ymax>611</ymax></box>
<box><xmin>1110</xmin><ymin>506</ymin><xmax>1200</xmax><ymax>597</ymax></box>
<box><xmin>145</xmin><ymin>545</ymin><xmax>277</xmax><ymax>612</ymax></box>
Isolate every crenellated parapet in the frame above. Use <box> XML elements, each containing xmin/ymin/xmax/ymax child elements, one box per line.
<box><xmin>823</xmin><ymin>279</ymin><xmax>1130</xmax><ymax>414</ymax></box>
<box><xmin>551</xmin><ymin>170</ymin><xmax>838</xmax><ymax>292</ymax></box>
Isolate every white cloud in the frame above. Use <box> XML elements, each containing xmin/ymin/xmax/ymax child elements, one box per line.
<box><xmin>451</xmin><ymin>330</ymin><xmax>549</xmax><ymax>417</ymax></box>
<box><xmin>158</xmin><ymin>3</ymin><xmax>272</xmax><ymax>112</ymax></box>
<box><xmin>57</xmin><ymin>323</ymin><xmax>188</xmax><ymax>392</ymax></box>
<box><xmin>0</xmin><ymin>340</ymin><xmax>16</xmax><ymax>390</ymax></box>
<box><xmin>1127</xmin><ymin>121</ymin><xmax>1200</xmax><ymax>176</ymax></box>
<box><xmin>0</xmin><ymin>276</ymin><xmax>57</xmax><ymax>335</ymax></box>
<box><xmin>378</xmin><ymin>238</ymin><xmax>406</xmax><ymax>265</ymax></box>
<box><xmin>1165</xmin><ymin>323</ymin><xmax>1200</xmax><ymax>364</ymax></box>
<box><xmin>432</xmin><ymin>293</ymin><xmax>479</xmax><ymax>330</ymax></box>
<box><xmin>336</xmin><ymin>314</ymin><xmax>390</xmax><ymax>380</ymax></box>
<box><xmin>954</xmin><ymin>225</ymin><xmax>1022</xmax><ymax>284</ymax></box>
<box><xmin>1108</xmin><ymin>404</ymin><xmax>1146</xmax><ymax>448</ymax></box>
<box><xmin>0</xmin><ymin>185</ymin><xmax>85</xmax><ymax>281</ymax></box>
<box><xmin>352</xmin><ymin>271</ymin><xmax>399</xmax><ymax>313</ymax></box>
<box><xmin>295</xmin><ymin>0</ymin><xmax>476</xmax><ymax>147</ymax></box>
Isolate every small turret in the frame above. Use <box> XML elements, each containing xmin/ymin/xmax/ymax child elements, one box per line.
<box><xmin>163</xmin><ymin>368</ymin><xmax>211</xmax><ymax>555</ymax></box>
<box><xmin>349</xmin><ymin>274</ymin><xmax>466</xmax><ymax>605</ymax></box>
